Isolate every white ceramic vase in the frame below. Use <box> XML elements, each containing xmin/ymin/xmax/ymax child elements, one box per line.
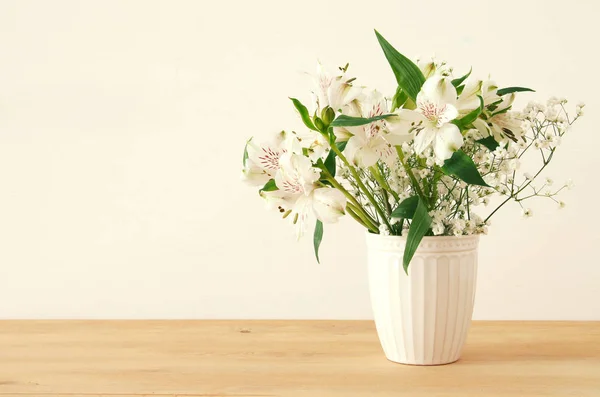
<box><xmin>366</xmin><ymin>233</ymin><xmax>479</xmax><ymax>365</ymax></box>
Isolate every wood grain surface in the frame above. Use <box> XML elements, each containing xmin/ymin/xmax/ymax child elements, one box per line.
<box><xmin>0</xmin><ymin>321</ymin><xmax>598</xmax><ymax>396</ymax></box>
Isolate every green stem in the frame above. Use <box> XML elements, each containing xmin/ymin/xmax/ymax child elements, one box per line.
<box><xmin>347</xmin><ymin>203</ymin><xmax>378</xmax><ymax>233</ymax></box>
<box><xmin>330</xmin><ymin>145</ymin><xmax>392</xmax><ymax>231</ymax></box>
<box><xmin>484</xmin><ymin>149</ymin><xmax>555</xmax><ymax>224</ymax></box>
<box><xmin>395</xmin><ymin>146</ymin><xmax>427</xmax><ymax>206</ymax></box>
<box><xmin>369</xmin><ymin>166</ymin><xmax>400</xmax><ymax>202</ymax></box>
<box><xmin>320</xmin><ymin>170</ymin><xmax>379</xmax><ymax>231</ymax></box>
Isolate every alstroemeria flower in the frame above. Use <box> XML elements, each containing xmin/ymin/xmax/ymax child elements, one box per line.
<box><xmin>241</xmin><ymin>131</ymin><xmax>300</xmax><ymax>186</ymax></box>
<box><xmin>342</xmin><ymin>91</ymin><xmax>397</xmax><ymax>167</ymax></box>
<box><xmin>391</xmin><ymin>75</ymin><xmax>464</xmax><ymax>163</ymax></box>
<box><xmin>313</xmin><ymin>62</ymin><xmax>362</xmax><ymax>113</ymax></box>
<box><xmin>473</xmin><ymin>111</ymin><xmax>525</xmax><ymax>143</ymax></box>
<box><xmin>472</xmin><ymin>84</ymin><xmax>523</xmax><ymax>143</ymax></box>
<box><xmin>261</xmin><ymin>153</ymin><xmax>345</xmax><ymax>237</ymax></box>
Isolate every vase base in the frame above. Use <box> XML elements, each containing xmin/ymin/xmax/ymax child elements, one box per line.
<box><xmin>385</xmin><ymin>356</ymin><xmax>461</xmax><ymax>366</ymax></box>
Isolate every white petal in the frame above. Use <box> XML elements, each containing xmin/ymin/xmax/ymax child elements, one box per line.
<box><xmin>472</xmin><ymin>118</ymin><xmax>491</xmax><ymax>138</ymax></box>
<box><xmin>481</xmin><ymin>80</ymin><xmax>500</xmax><ymax>106</ymax></box>
<box><xmin>240</xmin><ymin>165</ymin><xmax>270</xmax><ymax>186</ymax></box>
<box><xmin>494</xmin><ymin>93</ymin><xmax>516</xmax><ymax>113</ymax></box>
<box><xmin>419</xmin><ymin>75</ymin><xmax>458</xmax><ymax>106</ymax></box>
<box><xmin>413</xmin><ymin>127</ymin><xmax>437</xmax><ymax>155</ymax></box>
<box><xmin>342</xmin><ymin>136</ymin><xmax>363</xmax><ymax>166</ymax></box>
<box><xmin>456</xmin><ymin>79</ymin><xmax>482</xmax><ymax>112</ymax></box>
<box><xmin>434</xmin><ymin>123</ymin><xmax>463</xmax><ymax>161</ymax></box>
<box><xmin>439</xmin><ymin>103</ymin><xmax>459</xmax><ymax>124</ymax></box>
<box><xmin>291</xmin><ymin>194</ymin><xmax>313</xmax><ymax>239</ymax></box>
<box><xmin>312</xmin><ymin>188</ymin><xmax>346</xmax><ymax>224</ymax></box>
<box><xmin>357</xmin><ymin>146</ymin><xmax>380</xmax><ymax>167</ymax></box>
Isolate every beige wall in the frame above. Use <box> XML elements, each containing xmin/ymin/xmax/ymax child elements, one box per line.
<box><xmin>0</xmin><ymin>0</ymin><xmax>598</xmax><ymax>319</ymax></box>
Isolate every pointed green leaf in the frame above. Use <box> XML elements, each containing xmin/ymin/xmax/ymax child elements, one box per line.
<box><xmin>314</xmin><ymin>220</ymin><xmax>323</xmax><ymax>264</ymax></box>
<box><xmin>330</xmin><ymin>114</ymin><xmax>394</xmax><ymax>127</ymax></box>
<box><xmin>259</xmin><ymin>179</ymin><xmax>278</xmax><ymax>192</ymax></box>
<box><xmin>290</xmin><ymin>97</ymin><xmax>318</xmax><ymax>131</ymax></box>
<box><xmin>391</xmin><ymin>196</ymin><xmax>419</xmax><ymax>219</ymax></box>
<box><xmin>477</xmin><ymin>136</ymin><xmax>500</xmax><ymax>151</ymax></box>
<box><xmin>391</xmin><ymin>87</ymin><xmax>416</xmax><ymax>111</ymax></box>
<box><xmin>451</xmin><ymin>68</ymin><xmax>472</xmax><ymax>87</ymax></box>
<box><xmin>324</xmin><ymin>149</ymin><xmax>337</xmax><ymax>177</ymax></box>
<box><xmin>403</xmin><ymin>198</ymin><xmax>432</xmax><ymax>273</ymax></box>
<box><xmin>496</xmin><ymin>86</ymin><xmax>535</xmax><ymax>96</ymax></box>
<box><xmin>442</xmin><ymin>150</ymin><xmax>489</xmax><ymax>187</ymax></box>
<box><xmin>375</xmin><ymin>30</ymin><xmax>425</xmax><ymax>102</ymax></box>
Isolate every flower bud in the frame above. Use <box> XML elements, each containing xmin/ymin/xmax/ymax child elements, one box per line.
<box><xmin>321</xmin><ymin>106</ymin><xmax>335</xmax><ymax>127</ymax></box>
<box><xmin>314</xmin><ymin>117</ymin><xmax>326</xmax><ymax>132</ymax></box>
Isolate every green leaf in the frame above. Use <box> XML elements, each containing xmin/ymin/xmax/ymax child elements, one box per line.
<box><xmin>321</xmin><ymin>141</ymin><xmax>347</xmax><ymax>178</ymax></box>
<box><xmin>476</xmin><ymin>136</ymin><xmax>500</xmax><ymax>151</ymax></box>
<box><xmin>454</xmin><ymin>96</ymin><xmax>484</xmax><ymax>130</ymax></box>
<box><xmin>290</xmin><ymin>97</ymin><xmax>318</xmax><ymax>131</ymax></box>
<box><xmin>496</xmin><ymin>86</ymin><xmax>535</xmax><ymax>96</ymax></box>
<box><xmin>403</xmin><ymin>198</ymin><xmax>432</xmax><ymax>273</ymax></box>
<box><xmin>375</xmin><ymin>30</ymin><xmax>425</xmax><ymax>102</ymax></box>
<box><xmin>391</xmin><ymin>196</ymin><xmax>419</xmax><ymax>219</ymax></box>
<box><xmin>451</xmin><ymin>68</ymin><xmax>472</xmax><ymax>87</ymax></box>
<box><xmin>260</xmin><ymin>179</ymin><xmax>278</xmax><ymax>192</ymax></box>
<box><xmin>330</xmin><ymin>114</ymin><xmax>394</xmax><ymax>127</ymax></box>
<box><xmin>324</xmin><ymin>149</ymin><xmax>337</xmax><ymax>177</ymax></box>
<box><xmin>391</xmin><ymin>87</ymin><xmax>416</xmax><ymax>111</ymax></box>
<box><xmin>442</xmin><ymin>150</ymin><xmax>489</xmax><ymax>187</ymax></box>
<box><xmin>313</xmin><ymin>220</ymin><xmax>323</xmax><ymax>264</ymax></box>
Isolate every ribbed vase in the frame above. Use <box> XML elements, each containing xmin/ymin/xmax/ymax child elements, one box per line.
<box><xmin>366</xmin><ymin>233</ymin><xmax>479</xmax><ymax>365</ymax></box>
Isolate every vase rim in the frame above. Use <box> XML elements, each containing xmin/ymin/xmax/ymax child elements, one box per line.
<box><xmin>365</xmin><ymin>232</ymin><xmax>480</xmax><ymax>252</ymax></box>
<box><xmin>366</xmin><ymin>232</ymin><xmax>481</xmax><ymax>241</ymax></box>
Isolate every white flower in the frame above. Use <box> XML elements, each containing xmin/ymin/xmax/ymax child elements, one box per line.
<box><xmin>558</xmin><ymin>201</ymin><xmax>566</xmax><ymax>209</ymax></box>
<box><xmin>521</xmin><ymin>208</ymin><xmax>533</xmax><ymax>218</ymax></box>
<box><xmin>343</xmin><ymin>91</ymin><xmax>397</xmax><ymax>167</ymax></box>
<box><xmin>432</xmin><ymin>222</ymin><xmax>445</xmax><ymax>236</ymax></box>
<box><xmin>379</xmin><ymin>224</ymin><xmax>390</xmax><ymax>236</ymax></box>
<box><xmin>452</xmin><ymin>218</ymin><xmax>466</xmax><ymax>236</ymax></box>
<box><xmin>391</xmin><ymin>75</ymin><xmax>463</xmax><ymax>163</ymax></box>
<box><xmin>545</xmin><ymin>177</ymin><xmax>554</xmax><ymax>186</ymax></box>
<box><xmin>261</xmin><ymin>153</ymin><xmax>345</xmax><ymax>238</ymax></box>
<box><xmin>312</xmin><ymin>62</ymin><xmax>362</xmax><ymax>113</ymax></box>
<box><xmin>241</xmin><ymin>132</ymin><xmax>300</xmax><ymax>186</ymax></box>
<box><xmin>473</xmin><ymin>111</ymin><xmax>524</xmax><ymax>144</ymax></box>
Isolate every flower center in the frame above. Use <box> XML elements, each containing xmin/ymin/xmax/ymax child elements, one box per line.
<box><xmin>420</xmin><ymin>101</ymin><xmax>447</xmax><ymax>127</ymax></box>
<box><xmin>258</xmin><ymin>147</ymin><xmax>284</xmax><ymax>172</ymax></box>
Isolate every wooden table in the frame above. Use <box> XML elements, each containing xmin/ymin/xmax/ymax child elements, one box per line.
<box><xmin>0</xmin><ymin>321</ymin><xmax>598</xmax><ymax>396</ymax></box>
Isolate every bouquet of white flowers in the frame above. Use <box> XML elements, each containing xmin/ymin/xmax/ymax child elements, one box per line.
<box><xmin>241</xmin><ymin>30</ymin><xmax>582</xmax><ymax>271</ymax></box>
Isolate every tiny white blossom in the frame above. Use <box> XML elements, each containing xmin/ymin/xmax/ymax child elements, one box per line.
<box><xmin>379</xmin><ymin>224</ymin><xmax>390</xmax><ymax>236</ymax></box>
<box><xmin>432</xmin><ymin>222</ymin><xmax>445</xmax><ymax>236</ymax></box>
<box><xmin>521</xmin><ymin>208</ymin><xmax>533</xmax><ymax>218</ymax></box>
<box><xmin>558</xmin><ymin>201</ymin><xmax>566</xmax><ymax>209</ymax></box>
<box><xmin>545</xmin><ymin>177</ymin><xmax>554</xmax><ymax>186</ymax></box>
